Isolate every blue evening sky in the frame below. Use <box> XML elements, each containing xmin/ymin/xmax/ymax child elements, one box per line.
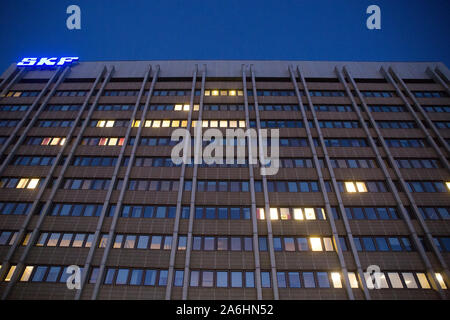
<box><xmin>0</xmin><ymin>0</ymin><xmax>449</xmax><ymax>72</ymax></box>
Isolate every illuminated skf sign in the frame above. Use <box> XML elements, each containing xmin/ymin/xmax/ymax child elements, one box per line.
<box><xmin>17</xmin><ymin>57</ymin><xmax>79</xmax><ymax>67</ymax></box>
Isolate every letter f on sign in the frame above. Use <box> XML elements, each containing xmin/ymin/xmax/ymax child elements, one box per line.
<box><xmin>57</xmin><ymin>57</ymin><xmax>79</xmax><ymax>65</ymax></box>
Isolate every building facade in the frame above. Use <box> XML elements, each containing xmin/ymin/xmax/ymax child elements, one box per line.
<box><xmin>0</xmin><ymin>60</ymin><xmax>448</xmax><ymax>300</ymax></box>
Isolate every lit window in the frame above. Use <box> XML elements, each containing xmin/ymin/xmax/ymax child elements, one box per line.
<box><xmin>347</xmin><ymin>272</ymin><xmax>359</xmax><ymax>288</ymax></box>
<box><xmin>16</xmin><ymin>178</ymin><xmax>29</xmax><ymax>189</ymax></box>
<box><xmin>446</xmin><ymin>182</ymin><xmax>450</xmax><ymax>191</ymax></box>
<box><xmin>152</xmin><ymin>120</ymin><xmax>161</xmax><ymax>128</ymax></box>
<box><xmin>345</xmin><ymin>182</ymin><xmax>357</xmax><ymax>193</ymax></box>
<box><xmin>144</xmin><ymin>120</ymin><xmax>152</xmax><ymax>127</ymax></box>
<box><xmin>50</xmin><ymin>138</ymin><xmax>61</xmax><ymax>146</ymax></box>
<box><xmin>20</xmin><ymin>266</ymin><xmax>34</xmax><ymax>282</ymax></box>
<box><xmin>210</xmin><ymin>121</ymin><xmax>218</xmax><ymax>128</ymax></box>
<box><xmin>105</xmin><ymin>121</ymin><xmax>115</xmax><ymax>128</ymax></box>
<box><xmin>5</xmin><ymin>265</ymin><xmax>16</xmax><ymax>281</ymax></box>
<box><xmin>436</xmin><ymin>273</ymin><xmax>447</xmax><ymax>289</ymax></box>
<box><xmin>60</xmin><ymin>138</ymin><xmax>66</xmax><ymax>145</ymax></box>
<box><xmin>257</xmin><ymin>208</ymin><xmax>265</xmax><ymax>220</ymax></box>
<box><xmin>323</xmin><ymin>237</ymin><xmax>334</xmax><ymax>251</ymax></box>
<box><xmin>183</xmin><ymin>104</ymin><xmax>190</xmax><ymax>111</ymax></box>
<box><xmin>212</xmin><ymin>90</ymin><xmax>219</xmax><ymax>96</ymax></box>
<box><xmin>98</xmin><ymin>138</ymin><xmax>107</xmax><ymax>146</ymax></box>
<box><xmin>270</xmin><ymin>208</ymin><xmax>278</xmax><ymax>220</ymax></box>
<box><xmin>132</xmin><ymin>120</ymin><xmax>141</xmax><ymax>127</ymax></box>
<box><xmin>41</xmin><ymin>138</ymin><xmax>51</xmax><ymax>146</ymax></box>
<box><xmin>192</xmin><ymin>121</ymin><xmax>197</xmax><ymax>127</ymax></box>
<box><xmin>379</xmin><ymin>273</ymin><xmax>389</xmax><ymax>288</ymax></box>
<box><xmin>174</xmin><ymin>104</ymin><xmax>183</xmax><ymax>111</ymax></box>
<box><xmin>22</xmin><ymin>233</ymin><xmax>31</xmax><ymax>246</ymax></box>
<box><xmin>172</xmin><ymin>120</ymin><xmax>180</xmax><ymax>128</ymax></box>
<box><xmin>280</xmin><ymin>208</ymin><xmax>290</xmax><ymax>220</ymax></box>
<box><xmin>388</xmin><ymin>272</ymin><xmax>403</xmax><ymax>288</ymax></box>
<box><xmin>204</xmin><ymin>90</ymin><xmax>210</xmax><ymax>96</ymax></box>
<box><xmin>229</xmin><ymin>121</ymin><xmax>237</xmax><ymax>128</ymax></box>
<box><xmin>239</xmin><ymin>121</ymin><xmax>246</xmax><ymax>128</ymax></box>
<box><xmin>220</xmin><ymin>121</ymin><xmax>227</xmax><ymax>128</ymax></box>
<box><xmin>118</xmin><ymin>138</ymin><xmax>124</xmax><ymax>146</ymax></box>
<box><xmin>181</xmin><ymin>121</ymin><xmax>188</xmax><ymax>127</ymax></box>
<box><xmin>293</xmin><ymin>208</ymin><xmax>303</xmax><ymax>220</ymax></box>
<box><xmin>97</xmin><ymin>120</ymin><xmax>106</xmax><ymax>127</ymax></box>
<box><xmin>319</xmin><ymin>208</ymin><xmax>326</xmax><ymax>220</ymax></box>
<box><xmin>416</xmin><ymin>273</ymin><xmax>431</xmax><ymax>289</ymax></box>
<box><xmin>162</xmin><ymin>120</ymin><xmax>171</xmax><ymax>128</ymax></box>
<box><xmin>202</xmin><ymin>121</ymin><xmax>208</xmax><ymax>128</ymax></box>
<box><xmin>27</xmin><ymin>178</ymin><xmax>40</xmax><ymax>189</ymax></box>
<box><xmin>304</xmin><ymin>208</ymin><xmax>316</xmax><ymax>220</ymax></box>
<box><xmin>237</xmin><ymin>90</ymin><xmax>244</xmax><ymax>96</ymax></box>
<box><xmin>193</xmin><ymin>104</ymin><xmax>199</xmax><ymax>111</ymax></box>
<box><xmin>356</xmin><ymin>182</ymin><xmax>367</xmax><ymax>192</ymax></box>
<box><xmin>108</xmin><ymin>138</ymin><xmax>118</xmax><ymax>146</ymax></box>
<box><xmin>331</xmin><ymin>272</ymin><xmax>342</xmax><ymax>288</ymax></box>
<box><xmin>229</xmin><ymin>90</ymin><xmax>236</xmax><ymax>96</ymax></box>
<box><xmin>402</xmin><ymin>272</ymin><xmax>418</xmax><ymax>289</ymax></box>
<box><xmin>310</xmin><ymin>237</ymin><xmax>323</xmax><ymax>251</ymax></box>
<box><xmin>219</xmin><ymin>90</ymin><xmax>227</xmax><ymax>96</ymax></box>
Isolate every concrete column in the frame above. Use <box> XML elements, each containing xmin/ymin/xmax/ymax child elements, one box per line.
<box><xmin>80</xmin><ymin>65</ymin><xmax>158</xmax><ymax>300</ymax></box>
<box><xmin>165</xmin><ymin>65</ymin><xmax>198</xmax><ymax>300</ymax></box>
<box><xmin>0</xmin><ymin>67</ymin><xmax>25</xmax><ymax>98</ymax></box>
<box><xmin>0</xmin><ymin>65</ymin><xmax>108</xmax><ymax>300</ymax></box>
<box><xmin>182</xmin><ymin>65</ymin><xmax>206</xmax><ymax>300</ymax></box>
<box><xmin>427</xmin><ymin>66</ymin><xmax>450</xmax><ymax>97</ymax></box>
<box><xmin>249</xmin><ymin>64</ymin><xmax>279</xmax><ymax>300</ymax></box>
<box><xmin>288</xmin><ymin>65</ymin><xmax>357</xmax><ymax>300</ymax></box>
<box><xmin>386</xmin><ymin>66</ymin><xmax>449</xmax><ymax>162</ymax></box>
<box><xmin>342</xmin><ymin>66</ymin><xmax>448</xmax><ymax>299</ymax></box>
<box><xmin>242</xmin><ymin>64</ymin><xmax>263</xmax><ymax>300</ymax></box>
<box><xmin>0</xmin><ymin>67</ymin><xmax>67</xmax><ymax>170</ymax></box>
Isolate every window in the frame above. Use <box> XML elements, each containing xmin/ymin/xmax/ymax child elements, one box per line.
<box><xmin>387</xmin><ymin>272</ymin><xmax>403</xmax><ymax>288</ymax></box>
<box><xmin>331</xmin><ymin>272</ymin><xmax>342</xmax><ymax>288</ymax></box>
<box><xmin>407</xmin><ymin>181</ymin><xmax>447</xmax><ymax>193</ymax></box>
<box><xmin>0</xmin><ymin>178</ymin><xmax>41</xmax><ymax>190</ymax></box>
<box><xmin>288</xmin><ymin>272</ymin><xmax>301</xmax><ymax>288</ymax></box>
<box><xmin>324</xmin><ymin>138</ymin><xmax>367</xmax><ymax>147</ymax></box>
<box><xmin>20</xmin><ymin>266</ymin><xmax>34</xmax><ymax>282</ymax></box>
<box><xmin>81</xmin><ymin>137</ymin><xmax>124</xmax><ymax>146</ymax></box>
<box><xmin>344</xmin><ymin>181</ymin><xmax>367</xmax><ymax>193</ymax></box>
<box><xmin>303</xmin><ymin>272</ymin><xmax>315</xmax><ymax>288</ymax></box>
<box><xmin>416</xmin><ymin>273</ymin><xmax>431</xmax><ymax>289</ymax></box>
<box><xmin>129</xmin><ymin>269</ymin><xmax>143</xmax><ymax>285</ymax></box>
<box><xmin>310</xmin><ymin>237</ymin><xmax>323</xmax><ymax>251</ymax></box>
<box><xmin>317</xmin><ymin>272</ymin><xmax>330</xmax><ymax>288</ymax></box>
<box><xmin>314</xmin><ymin>105</ymin><xmax>353</xmax><ymax>112</ymax></box>
<box><xmin>348</xmin><ymin>272</ymin><xmax>359</xmax><ymax>288</ymax></box>
<box><xmin>402</xmin><ymin>272</ymin><xmax>418</xmax><ymax>289</ymax></box>
<box><xmin>435</xmin><ymin>273</ymin><xmax>447</xmax><ymax>289</ymax></box>
<box><xmin>261</xmin><ymin>272</ymin><xmax>271</xmax><ymax>288</ymax></box>
<box><xmin>174</xmin><ymin>270</ymin><xmax>184</xmax><ymax>287</ymax></box>
<box><xmin>385</xmin><ymin>139</ymin><xmax>426</xmax><ymax>148</ymax></box>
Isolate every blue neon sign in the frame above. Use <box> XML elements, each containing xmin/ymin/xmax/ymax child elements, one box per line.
<box><xmin>17</xmin><ymin>57</ymin><xmax>79</xmax><ymax>67</ymax></box>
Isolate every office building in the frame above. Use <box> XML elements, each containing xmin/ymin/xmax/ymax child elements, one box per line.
<box><xmin>0</xmin><ymin>60</ymin><xmax>449</xmax><ymax>300</ymax></box>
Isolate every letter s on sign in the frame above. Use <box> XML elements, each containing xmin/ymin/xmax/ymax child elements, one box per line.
<box><xmin>17</xmin><ymin>58</ymin><xmax>37</xmax><ymax>66</ymax></box>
